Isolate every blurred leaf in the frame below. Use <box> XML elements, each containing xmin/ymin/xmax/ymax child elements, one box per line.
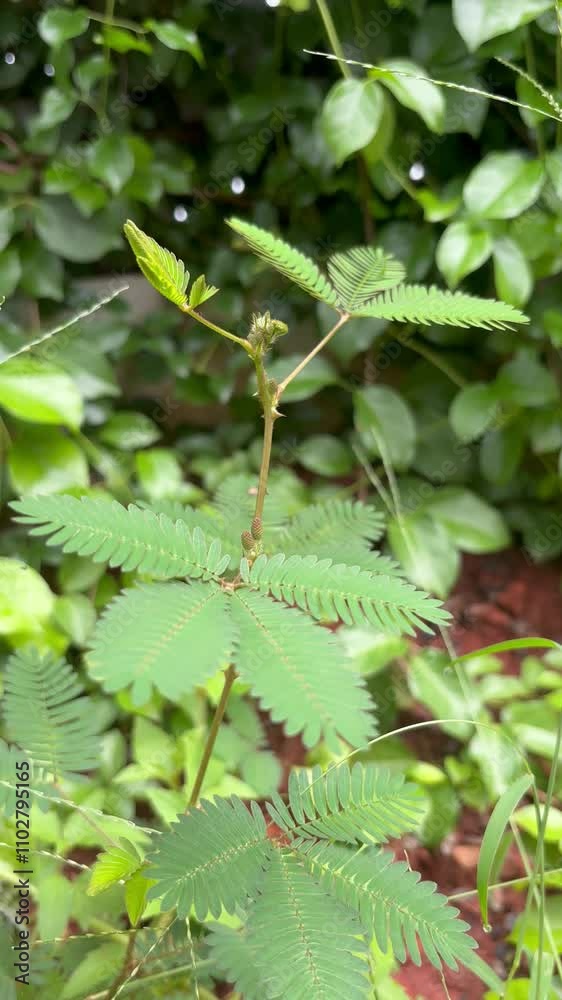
<box><xmin>35</xmin><ymin>197</ymin><xmax>122</xmax><ymax>262</ymax></box>
<box><xmin>0</xmin><ymin>558</ymin><xmax>54</xmax><ymax>636</ymax></box>
<box><xmin>449</xmin><ymin>383</ymin><xmax>499</xmax><ymax>442</ymax></box>
<box><xmin>135</xmin><ymin>447</ymin><xmax>184</xmax><ymax>500</ymax></box>
<box><xmin>296</xmin><ymin>434</ymin><xmax>354</xmax><ymax>476</ymax></box>
<box><xmin>0</xmin><ymin>358</ymin><xmax>83</xmax><ymax>428</ymax></box>
<box><xmin>54</xmin><ymin>593</ymin><xmax>96</xmax><ymax>646</ymax></box>
<box><xmin>514</xmin><ymin>804</ymin><xmax>562</xmax><ymax>842</ymax></box>
<box><xmin>146</xmin><ymin>19</ymin><xmax>204</xmax><ymax>65</ymax></box>
<box><xmin>19</xmin><ymin>239</ymin><xmax>64</xmax><ymax>300</ymax></box>
<box><xmin>388</xmin><ymin>513</ymin><xmax>459</xmax><ymax>598</ymax></box>
<box><xmin>493</xmin><ymin>236</ymin><xmax>533</xmax><ymax>307</ymax></box>
<box><xmin>379</xmin><ymin>59</ymin><xmax>445</xmax><ymax>132</ymax></box>
<box><xmin>8</xmin><ymin>425</ymin><xmax>88</xmax><ymax>494</ymax></box>
<box><xmin>424</xmin><ymin>488</ymin><xmax>510</xmax><ymax>553</ymax></box>
<box><xmin>436</xmin><ymin>221</ymin><xmax>493</xmax><ymax>287</ymax></box>
<box><xmin>354</xmin><ymin>385</ymin><xmax>416</xmax><ymax>468</ymax></box>
<box><xmin>464</xmin><ymin>153</ymin><xmax>545</xmax><ymax>220</ymax></box>
<box><xmin>38</xmin><ymin>8</ymin><xmax>90</xmax><ymax>48</ymax></box>
<box><xmin>0</xmin><ymin>207</ymin><xmax>14</xmax><ymax>252</ymax></box>
<box><xmin>453</xmin><ymin>0</ymin><xmax>552</xmax><ymax>51</ymax></box>
<box><xmin>88</xmin><ymin>135</ymin><xmax>135</xmax><ymax>194</ymax></box>
<box><xmin>321</xmin><ymin>79</ymin><xmax>384</xmax><ymax>165</ymax></box>
<box><xmin>99</xmin><ymin>411</ymin><xmax>161</xmax><ymax>450</ymax></box>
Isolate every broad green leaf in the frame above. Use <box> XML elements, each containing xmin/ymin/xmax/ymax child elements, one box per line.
<box><xmin>452</xmin><ymin>0</ymin><xmax>552</xmax><ymax>51</ymax></box>
<box><xmin>73</xmin><ymin>54</ymin><xmax>113</xmax><ymax>94</ymax></box>
<box><xmin>87</xmin><ymin>840</ymin><xmax>143</xmax><ymax>895</ymax></box>
<box><xmin>88</xmin><ymin>134</ymin><xmax>135</xmax><ymax>194</ymax></box>
<box><xmin>19</xmin><ymin>239</ymin><xmax>64</xmax><ymax>300</ymax></box>
<box><xmin>449</xmin><ymin>383</ymin><xmax>499</xmax><ymax>442</ymax></box>
<box><xmin>0</xmin><ymin>558</ymin><xmax>54</xmax><ymax>636</ymax></box>
<box><xmin>477</xmin><ymin>774</ymin><xmax>533</xmax><ymax>925</ymax></box>
<box><xmin>61</xmin><ymin>940</ymin><xmax>128</xmax><ymax>999</ymax></box>
<box><xmin>514</xmin><ymin>804</ymin><xmax>562</xmax><ymax>842</ymax></box>
<box><xmin>379</xmin><ymin>58</ymin><xmax>445</xmax><ymax>132</ymax></box>
<box><xmin>0</xmin><ymin>358</ymin><xmax>82</xmax><ymax>429</ymax></box>
<box><xmin>388</xmin><ymin>514</ymin><xmax>459</xmax><ymax>598</ymax></box>
<box><xmin>31</xmin><ymin>87</ymin><xmax>77</xmax><ymax>131</ymax></box>
<box><xmin>354</xmin><ymin>385</ymin><xmax>416</xmax><ymax>468</ymax></box>
<box><xmin>9</xmin><ymin>426</ymin><xmax>88</xmax><ymax>494</ymax></box>
<box><xmin>54</xmin><ymin>593</ymin><xmax>96</xmax><ymax>646</ymax></box>
<box><xmin>463</xmin><ymin>152</ymin><xmax>545</xmax><ymax>221</ymax></box>
<box><xmin>135</xmin><ymin>448</ymin><xmax>183</xmax><ymax>499</ymax></box>
<box><xmin>35</xmin><ymin>197</ymin><xmax>122</xmax><ymax>262</ymax></box>
<box><xmin>99</xmin><ymin>411</ymin><xmax>161</xmax><ymax>450</ymax></box>
<box><xmin>423</xmin><ymin>488</ymin><xmax>510</xmax><ymax>553</ymax></box>
<box><xmin>124</xmin><ymin>219</ymin><xmax>189</xmax><ymax>307</ymax></box>
<box><xmin>408</xmin><ymin>650</ymin><xmax>478</xmax><ymax>739</ymax></box>
<box><xmin>0</xmin><ymin>249</ymin><xmax>21</xmax><ymax>298</ymax></box>
<box><xmin>469</xmin><ymin>728</ymin><xmax>522</xmax><ymax>799</ymax></box>
<box><xmin>321</xmin><ymin>79</ymin><xmax>384</xmax><ymax>165</ymax></box>
<box><xmin>38</xmin><ymin>8</ymin><xmax>90</xmax><ymax>47</ymax></box>
<box><xmin>546</xmin><ymin>147</ymin><xmax>562</xmax><ymax>198</ymax></box>
<box><xmin>0</xmin><ymin>358</ymin><xmax>83</xmax><ymax>428</ymax></box>
<box><xmin>146</xmin><ymin>19</ymin><xmax>204</xmax><ymax>65</ymax></box>
<box><xmin>436</xmin><ymin>221</ymin><xmax>493</xmax><ymax>288</ymax></box>
<box><xmin>100</xmin><ymin>26</ymin><xmax>152</xmax><ymax>54</ymax></box>
<box><xmin>480</xmin><ymin>423</ymin><xmax>525</xmax><ymax>485</ymax></box>
<box><xmin>125</xmin><ymin>870</ymin><xmax>153</xmax><ymax>925</ymax></box>
<box><xmin>494</xmin><ymin>353</ymin><xmax>558</xmax><ymax>408</ymax></box>
<box><xmin>0</xmin><ymin>207</ymin><xmax>14</xmax><ymax>252</ymax></box>
<box><xmin>296</xmin><ymin>435</ymin><xmax>354</xmax><ymax>476</ymax></box>
<box><xmin>493</xmin><ymin>237</ymin><xmax>533</xmax><ymax>307</ymax></box>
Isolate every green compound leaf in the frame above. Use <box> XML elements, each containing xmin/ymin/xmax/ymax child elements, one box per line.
<box><xmin>10</xmin><ymin>495</ymin><xmax>231</xmax><ymax>581</ymax></box>
<box><xmin>87</xmin><ymin>581</ymin><xmax>235</xmax><ymax>704</ymax></box>
<box><xmin>300</xmin><ymin>842</ymin><xmax>477</xmax><ymax>971</ymax></box>
<box><xmin>146</xmin><ymin>796</ymin><xmax>273</xmax><ymax>919</ymax></box>
<box><xmin>327</xmin><ymin>246</ymin><xmax>405</xmax><ymax>311</ymax></box>
<box><xmin>246</xmin><ymin>851</ymin><xmax>369</xmax><ymax>1000</ymax></box>
<box><xmin>242</xmin><ymin>552</ymin><xmax>450</xmax><ymax>635</ymax></box>
<box><xmin>268</xmin><ymin>764</ymin><xmax>423</xmax><ymax>846</ymax></box>
<box><xmin>231</xmin><ymin>589</ymin><xmax>376</xmax><ymax>751</ymax></box>
<box><xmin>357</xmin><ymin>284</ymin><xmax>529</xmax><ymax>329</ymax></box>
<box><xmin>87</xmin><ymin>840</ymin><xmax>144</xmax><ymax>896</ymax></box>
<box><xmin>3</xmin><ymin>648</ymin><xmax>101</xmax><ymax>779</ymax></box>
<box><xmin>124</xmin><ymin>219</ymin><xmax>189</xmax><ymax>307</ymax></box>
<box><xmin>227</xmin><ymin>217</ymin><xmax>339</xmax><ymax>307</ymax></box>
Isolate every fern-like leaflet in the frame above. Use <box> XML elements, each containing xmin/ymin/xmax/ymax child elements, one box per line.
<box><xmin>3</xmin><ymin>649</ymin><xmax>101</xmax><ymax>778</ymax></box>
<box><xmin>327</xmin><ymin>246</ymin><xmax>405</xmax><ymax>309</ymax></box>
<box><xmin>146</xmin><ymin>763</ymin><xmax>497</xmax><ymax>996</ymax></box>
<box><xmin>124</xmin><ymin>220</ymin><xmax>189</xmax><ymax>308</ymax></box>
<box><xmin>241</xmin><ymin>551</ymin><xmax>450</xmax><ymax>634</ymax></box>
<box><xmin>10</xmin><ymin>495</ymin><xmax>230</xmax><ymax>580</ymax></box>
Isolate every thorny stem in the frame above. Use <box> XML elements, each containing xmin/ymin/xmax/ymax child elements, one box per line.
<box><xmin>187</xmin><ymin>665</ymin><xmax>237</xmax><ymax>809</ymax></box>
<box><xmin>276</xmin><ymin>313</ymin><xmax>349</xmax><ymax>396</ymax></box>
<box><xmin>254</xmin><ymin>350</ymin><xmax>278</xmax><ymax>521</ymax></box>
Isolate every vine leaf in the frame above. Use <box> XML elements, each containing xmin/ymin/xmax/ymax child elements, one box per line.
<box><xmin>124</xmin><ymin>219</ymin><xmax>189</xmax><ymax>308</ymax></box>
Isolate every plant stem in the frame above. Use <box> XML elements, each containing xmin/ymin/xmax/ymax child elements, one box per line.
<box><xmin>276</xmin><ymin>314</ymin><xmax>349</xmax><ymax>396</ymax></box>
<box><xmin>532</xmin><ymin>712</ymin><xmax>562</xmax><ymax>998</ymax></box>
<box><xmin>315</xmin><ymin>0</ymin><xmax>350</xmax><ymax>78</ymax></box>
<box><xmin>183</xmin><ymin>306</ymin><xmax>252</xmax><ymax>353</ymax></box>
<box><xmin>397</xmin><ymin>333</ymin><xmax>468</xmax><ymax>387</ymax></box>
<box><xmin>86</xmin><ymin>960</ymin><xmax>215</xmax><ymax>1000</ymax></box>
<box><xmin>187</xmin><ymin>665</ymin><xmax>237</xmax><ymax>809</ymax></box>
<box><xmin>448</xmin><ymin>867</ymin><xmax>562</xmax><ymax>901</ymax></box>
<box><xmin>254</xmin><ymin>352</ymin><xmax>278</xmax><ymax>521</ymax></box>
<box><xmin>525</xmin><ymin>27</ymin><xmax>546</xmax><ymax>157</ymax></box>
